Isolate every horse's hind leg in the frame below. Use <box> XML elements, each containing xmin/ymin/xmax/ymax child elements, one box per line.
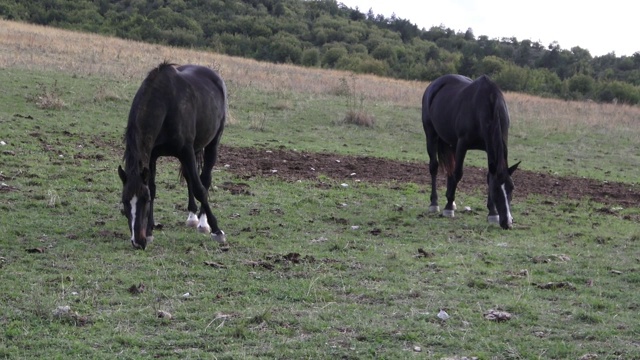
<box><xmin>180</xmin><ymin>149</ymin><xmax>224</xmax><ymax>244</ymax></box>
<box><xmin>443</xmin><ymin>145</ymin><xmax>466</xmax><ymax>217</ymax></box>
<box><xmin>423</xmin><ymin>121</ymin><xmax>440</xmax><ymax>212</ymax></box>
<box><xmin>185</xmin><ymin>181</ymin><xmax>200</xmax><ymax>228</ymax></box>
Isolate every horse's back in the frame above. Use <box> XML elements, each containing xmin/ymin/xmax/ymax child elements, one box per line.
<box><xmin>422</xmin><ymin>75</ymin><xmax>473</xmax><ymax>144</ymax></box>
<box><xmin>173</xmin><ymin>65</ymin><xmax>227</xmax><ymax>148</ymax></box>
<box><xmin>422</xmin><ymin>74</ymin><xmax>504</xmax><ymax>148</ymax></box>
<box><xmin>177</xmin><ymin>65</ymin><xmax>226</xmax><ymax>98</ymax></box>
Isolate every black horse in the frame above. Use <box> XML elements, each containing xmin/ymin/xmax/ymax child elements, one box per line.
<box><xmin>118</xmin><ymin>61</ymin><xmax>228</xmax><ymax>249</ymax></box>
<box><xmin>421</xmin><ymin>74</ymin><xmax>520</xmax><ymax>229</ymax></box>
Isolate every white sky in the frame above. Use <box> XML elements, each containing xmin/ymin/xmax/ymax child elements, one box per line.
<box><xmin>338</xmin><ymin>0</ymin><xmax>638</xmax><ymax>57</ymax></box>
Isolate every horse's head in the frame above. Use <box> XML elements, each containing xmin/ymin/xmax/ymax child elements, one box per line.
<box><xmin>488</xmin><ymin>161</ymin><xmax>520</xmax><ymax>229</ymax></box>
<box><xmin>118</xmin><ymin>165</ymin><xmax>151</xmax><ymax>249</ymax></box>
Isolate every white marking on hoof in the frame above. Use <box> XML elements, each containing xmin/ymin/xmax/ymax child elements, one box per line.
<box><xmin>212</xmin><ymin>230</ymin><xmax>227</xmax><ymax>244</ymax></box>
<box><xmin>452</xmin><ymin>202</ymin><xmax>457</xmax><ymax>211</ymax></box>
<box><xmin>197</xmin><ymin>214</ymin><xmax>211</xmax><ymax>234</ymax></box>
<box><xmin>428</xmin><ymin>205</ymin><xmax>440</xmax><ymax>213</ymax></box>
<box><xmin>186</xmin><ymin>212</ymin><xmax>198</xmax><ymax>227</ymax></box>
<box><xmin>488</xmin><ymin>215</ymin><xmax>500</xmax><ymax>225</ymax></box>
<box><xmin>443</xmin><ymin>209</ymin><xmax>455</xmax><ymax>218</ymax></box>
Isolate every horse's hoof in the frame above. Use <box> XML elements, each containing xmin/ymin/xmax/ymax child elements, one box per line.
<box><xmin>197</xmin><ymin>214</ymin><xmax>210</xmax><ymax>233</ymax></box>
<box><xmin>443</xmin><ymin>209</ymin><xmax>455</xmax><ymax>218</ymax></box>
<box><xmin>212</xmin><ymin>230</ymin><xmax>227</xmax><ymax>244</ymax></box>
<box><xmin>186</xmin><ymin>213</ymin><xmax>199</xmax><ymax>227</ymax></box>
<box><xmin>428</xmin><ymin>205</ymin><xmax>440</xmax><ymax>213</ymax></box>
<box><xmin>488</xmin><ymin>215</ymin><xmax>500</xmax><ymax>225</ymax></box>
<box><xmin>198</xmin><ymin>225</ymin><xmax>211</xmax><ymax>234</ymax></box>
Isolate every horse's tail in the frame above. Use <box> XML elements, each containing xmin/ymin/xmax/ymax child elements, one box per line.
<box><xmin>437</xmin><ymin>144</ymin><xmax>456</xmax><ymax>177</ymax></box>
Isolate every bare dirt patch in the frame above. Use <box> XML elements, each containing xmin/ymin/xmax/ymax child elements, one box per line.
<box><xmin>219</xmin><ymin>145</ymin><xmax>640</xmax><ymax>208</ymax></box>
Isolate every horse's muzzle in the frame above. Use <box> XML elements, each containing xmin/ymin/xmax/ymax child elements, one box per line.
<box><xmin>131</xmin><ymin>229</ymin><xmax>148</xmax><ymax>250</ymax></box>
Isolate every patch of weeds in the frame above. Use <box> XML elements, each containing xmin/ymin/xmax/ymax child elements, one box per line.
<box><xmin>249</xmin><ymin>112</ymin><xmax>268</xmax><ymax>131</ymax></box>
<box><xmin>338</xmin><ymin>75</ymin><xmax>375</xmax><ymax>127</ymax></box>
<box><xmin>574</xmin><ymin>310</ymin><xmax>603</xmax><ymax>324</ymax></box>
<box><xmin>27</xmin><ymin>81</ymin><xmax>66</xmax><ymax>110</ymax></box>
<box><xmin>93</xmin><ymin>83</ymin><xmax>122</xmax><ymax>102</ymax></box>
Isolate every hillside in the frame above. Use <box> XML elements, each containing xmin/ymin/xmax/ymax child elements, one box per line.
<box><xmin>1</xmin><ymin>0</ymin><xmax>639</xmax><ymax>104</ymax></box>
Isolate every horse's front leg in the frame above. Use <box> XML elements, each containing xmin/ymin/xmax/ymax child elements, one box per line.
<box><xmin>486</xmin><ymin>172</ymin><xmax>500</xmax><ymax>225</ymax></box>
<box><xmin>146</xmin><ymin>157</ymin><xmax>158</xmax><ymax>244</ymax></box>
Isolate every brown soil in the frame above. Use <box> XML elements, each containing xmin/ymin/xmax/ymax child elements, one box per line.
<box><xmin>219</xmin><ymin>145</ymin><xmax>640</xmax><ymax>208</ymax></box>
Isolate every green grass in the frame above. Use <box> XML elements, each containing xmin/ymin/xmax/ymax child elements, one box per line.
<box><xmin>1</xmin><ymin>68</ymin><xmax>640</xmax><ymax>359</ymax></box>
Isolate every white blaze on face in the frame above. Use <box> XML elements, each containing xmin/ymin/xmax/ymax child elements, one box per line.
<box><xmin>500</xmin><ymin>184</ymin><xmax>513</xmax><ymax>224</ymax></box>
<box><xmin>130</xmin><ymin>195</ymin><xmax>138</xmax><ymax>242</ymax></box>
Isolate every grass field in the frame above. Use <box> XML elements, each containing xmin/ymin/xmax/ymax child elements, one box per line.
<box><xmin>1</xmin><ymin>21</ymin><xmax>640</xmax><ymax>359</ymax></box>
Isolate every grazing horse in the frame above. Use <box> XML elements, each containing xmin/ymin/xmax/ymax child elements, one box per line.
<box><xmin>118</xmin><ymin>61</ymin><xmax>228</xmax><ymax>249</ymax></box>
<box><xmin>421</xmin><ymin>74</ymin><xmax>520</xmax><ymax>229</ymax></box>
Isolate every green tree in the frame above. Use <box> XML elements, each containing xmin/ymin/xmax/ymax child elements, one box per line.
<box><xmin>493</xmin><ymin>64</ymin><xmax>528</xmax><ymax>92</ymax></box>
<box><xmin>322</xmin><ymin>45</ymin><xmax>348</xmax><ymax>68</ymax></box>
<box><xmin>567</xmin><ymin>74</ymin><xmax>595</xmax><ymax>99</ymax></box>
<box><xmin>301</xmin><ymin>48</ymin><xmax>320</xmax><ymax>67</ymax></box>
<box><xmin>596</xmin><ymin>81</ymin><xmax>640</xmax><ymax>104</ymax></box>
<box><xmin>477</xmin><ymin>56</ymin><xmax>506</xmax><ymax>76</ymax></box>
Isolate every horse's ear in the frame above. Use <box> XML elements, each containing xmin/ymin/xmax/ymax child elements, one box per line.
<box><xmin>508</xmin><ymin>161</ymin><xmax>521</xmax><ymax>175</ymax></box>
<box><xmin>141</xmin><ymin>167</ymin><xmax>150</xmax><ymax>185</ymax></box>
<box><xmin>118</xmin><ymin>165</ymin><xmax>127</xmax><ymax>184</ymax></box>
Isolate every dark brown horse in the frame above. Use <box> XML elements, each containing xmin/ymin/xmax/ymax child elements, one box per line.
<box><xmin>422</xmin><ymin>74</ymin><xmax>520</xmax><ymax>229</ymax></box>
<box><xmin>118</xmin><ymin>61</ymin><xmax>228</xmax><ymax>249</ymax></box>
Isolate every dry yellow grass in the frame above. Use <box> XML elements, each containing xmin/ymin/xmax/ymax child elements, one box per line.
<box><xmin>1</xmin><ymin>20</ymin><xmax>639</xmax><ymax>132</ymax></box>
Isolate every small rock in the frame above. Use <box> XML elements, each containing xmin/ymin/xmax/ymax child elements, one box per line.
<box><xmin>157</xmin><ymin>310</ymin><xmax>172</xmax><ymax>320</ymax></box>
<box><xmin>437</xmin><ymin>309</ymin><xmax>450</xmax><ymax>320</ymax></box>
<box><xmin>578</xmin><ymin>354</ymin><xmax>598</xmax><ymax>360</ymax></box>
<box><xmin>53</xmin><ymin>306</ymin><xmax>72</xmax><ymax>317</ymax></box>
<box><xmin>484</xmin><ymin>309</ymin><xmax>512</xmax><ymax>322</ymax></box>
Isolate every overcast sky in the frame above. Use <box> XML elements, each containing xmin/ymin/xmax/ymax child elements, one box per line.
<box><xmin>338</xmin><ymin>0</ymin><xmax>637</xmax><ymax>57</ymax></box>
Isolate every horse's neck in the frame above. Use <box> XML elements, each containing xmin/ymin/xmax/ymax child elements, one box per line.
<box><xmin>486</xmin><ymin>126</ymin><xmax>507</xmax><ymax>174</ymax></box>
<box><xmin>124</xmin><ymin>136</ymin><xmax>151</xmax><ymax>175</ymax></box>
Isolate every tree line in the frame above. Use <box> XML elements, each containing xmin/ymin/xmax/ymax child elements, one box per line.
<box><xmin>2</xmin><ymin>0</ymin><xmax>639</xmax><ymax>104</ymax></box>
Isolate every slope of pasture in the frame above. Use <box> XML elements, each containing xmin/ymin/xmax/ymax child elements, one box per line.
<box><xmin>1</xmin><ymin>21</ymin><xmax>639</xmax><ymax>359</ymax></box>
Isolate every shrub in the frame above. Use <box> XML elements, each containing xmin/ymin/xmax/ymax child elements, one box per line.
<box><xmin>567</xmin><ymin>74</ymin><xmax>595</xmax><ymax>98</ymax></box>
<box><xmin>596</xmin><ymin>81</ymin><xmax>640</xmax><ymax>104</ymax></box>
<box><xmin>301</xmin><ymin>48</ymin><xmax>320</xmax><ymax>67</ymax></box>
<box><xmin>322</xmin><ymin>46</ymin><xmax>348</xmax><ymax>68</ymax></box>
